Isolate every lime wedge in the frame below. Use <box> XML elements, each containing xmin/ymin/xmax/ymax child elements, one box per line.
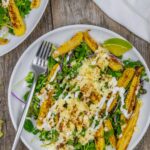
<box><xmin>103</xmin><ymin>38</ymin><xmax>133</xmax><ymax>56</ymax></box>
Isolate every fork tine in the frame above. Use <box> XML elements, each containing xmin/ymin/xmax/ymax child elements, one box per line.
<box><xmin>44</xmin><ymin>42</ymin><xmax>51</xmax><ymax>60</ymax></box>
<box><xmin>36</xmin><ymin>41</ymin><xmax>46</xmax><ymax>58</ymax></box>
<box><xmin>41</xmin><ymin>41</ymin><xmax>49</xmax><ymax>59</ymax></box>
<box><xmin>34</xmin><ymin>41</ymin><xmax>51</xmax><ymax>67</ymax></box>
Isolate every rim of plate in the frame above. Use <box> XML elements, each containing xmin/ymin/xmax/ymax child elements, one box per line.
<box><xmin>8</xmin><ymin>24</ymin><xmax>150</xmax><ymax>150</ymax></box>
<box><xmin>0</xmin><ymin>0</ymin><xmax>49</xmax><ymax>56</ymax></box>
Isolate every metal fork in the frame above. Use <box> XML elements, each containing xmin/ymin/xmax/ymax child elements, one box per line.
<box><xmin>12</xmin><ymin>41</ymin><xmax>51</xmax><ymax>150</ymax></box>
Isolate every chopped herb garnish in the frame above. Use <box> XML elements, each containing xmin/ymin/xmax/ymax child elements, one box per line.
<box><xmin>25</xmin><ymin>72</ymin><xmax>34</xmax><ymax>87</ymax></box>
<box><xmin>123</xmin><ymin>59</ymin><xmax>143</xmax><ymax>68</ymax></box>
<box><xmin>24</xmin><ymin>119</ymin><xmax>34</xmax><ymax>133</ymax></box>
<box><xmin>15</xmin><ymin>0</ymin><xmax>31</xmax><ymax>18</ymax></box>
<box><xmin>107</xmin><ymin>68</ymin><xmax>122</xmax><ymax>78</ymax></box>
<box><xmin>48</xmin><ymin>56</ymin><xmax>57</xmax><ymax>71</ymax></box>
<box><xmin>23</xmin><ymin>91</ymin><xmax>30</xmax><ymax>102</ymax></box>
<box><xmin>80</xmin><ymin>128</ymin><xmax>86</xmax><ymax>137</ymax></box>
<box><xmin>39</xmin><ymin>129</ymin><xmax>59</xmax><ymax>142</ymax></box>
<box><xmin>104</xmin><ymin>130</ymin><xmax>114</xmax><ymax>145</ymax></box>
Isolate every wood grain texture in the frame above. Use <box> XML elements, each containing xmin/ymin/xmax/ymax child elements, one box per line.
<box><xmin>0</xmin><ymin>0</ymin><xmax>150</xmax><ymax>149</ymax></box>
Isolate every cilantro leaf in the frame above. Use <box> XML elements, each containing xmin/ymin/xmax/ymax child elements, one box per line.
<box><xmin>15</xmin><ymin>0</ymin><xmax>31</xmax><ymax>18</ymax></box>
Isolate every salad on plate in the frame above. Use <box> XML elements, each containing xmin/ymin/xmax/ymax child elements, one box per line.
<box><xmin>0</xmin><ymin>0</ymin><xmax>41</xmax><ymax>45</ymax></box>
<box><xmin>13</xmin><ymin>31</ymin><xmax>149</xmax><ymax>150</ymax></box>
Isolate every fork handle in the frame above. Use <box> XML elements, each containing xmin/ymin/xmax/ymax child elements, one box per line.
<box><xmin>12</xmin><ymin>74</ymin><xmax>37</xmax><ymax>150</ymax></box>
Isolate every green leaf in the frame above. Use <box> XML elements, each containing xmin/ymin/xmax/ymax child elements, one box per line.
<box><xmin>23</xmin><ymin>91</ymin><xmax>30</xmax><ymax>102</ymax></box>
<box><xmin>25</xmin><ymin>72</ymin><xmax>34</xmax><ymax>84</ymax></box>
<box><xmin>0</xmin><ymin>7</ymin><xmax>10</xmax><ymax>29</ymax></box>
<box><xmin>123</xmin><ymin>59</ymin><xmax>143</xmax><ymax>68</ymax></box>
<box><xmin>35</xmin><ymin>74</ymin><xmax>47</xmax><ymax>92</ymax></box>
<box><xmin>48</xmin><ymin>56</ymin><xmax>57</xmax><ymax>71</ymax></box>
<box><xmin>104</xmin><ymin>130</ymin><xmax>114</xmax><ymax>145</ymax></box>
<box><xmin>67</xmin><ymin>139</ymin><xmax>74</xmax><ymax>145</ymax></box>
<box><xmin>24</xmin><ymin>119</ymin><xmax>34</xmax><ymax>132</ymax></box>
<box><xmin>28</xmin><ymin>96</ymin><xmax>40</xmax><ymax>119</ymax></box>
<box><xmin>80</xmin><ymin>128</ymin><xmax>86</xmax><ymax>137</ymax></box>
<box><xmin>83</xmin><ymin>140</ymin><xmax>96</xmax><ymax>150</ymax></box>
<box><xmin>39</xmin><ymin>129</ymin><xmax>59</xmax><ymax>142</ymax></box>
<box><xmin>107</xmin><ymin>68</ymin><xmax>122</xmax><ymax>78</ymax></box>
<box><xmin>15</xmin><ymin>0</ymin><xmax>31</xmax><ymax>18</ymax></box>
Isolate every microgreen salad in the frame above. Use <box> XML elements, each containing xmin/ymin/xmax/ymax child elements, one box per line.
<box><xmin>20</xmin><ymin>31</ymin><xmax>148</xmax><ymax>150</ymax></box>
<box><xmin>0</xmin><ymin>0</ymin><xmax>41</xmax><ymax>45</ymax></box>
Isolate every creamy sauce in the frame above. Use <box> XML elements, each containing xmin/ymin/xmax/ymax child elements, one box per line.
<box><xmin>106</xmin><ymin>145</ymin><xmax>116</xmax><ymax>150</ymax></box>
<box><xmin>119</xmin><ymin>87</ymin><xmax>131</xmax><ymax>119</ymax></box>
<box><xmin>135</xmin><ymin>84</ymin><xmax>140</xmax><ymax>95</ymax></box>
<box><xmin>2</xmin><ymin>0</ymin><xmax>9</xmax><ymax>8</ymax></box>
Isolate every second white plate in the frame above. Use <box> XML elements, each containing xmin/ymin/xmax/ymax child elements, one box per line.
<box><xmin>0</xmin><ymin>0</ymin><xmax>49</xmax><ymax>56</ymax></box>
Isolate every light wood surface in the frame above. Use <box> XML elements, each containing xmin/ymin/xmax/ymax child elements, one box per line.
<box><xmin>0</xmin><ymin>0</ymin><xmax>150</xmax><ymax>149</ymax></box>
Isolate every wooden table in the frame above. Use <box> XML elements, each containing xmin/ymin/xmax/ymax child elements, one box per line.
<box><xmin>0</xmin><ymin>0</ymin><xmax>150</xmax><ymax>150</ymax></box>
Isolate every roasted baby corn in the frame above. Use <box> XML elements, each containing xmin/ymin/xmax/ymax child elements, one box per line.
<box><xmin>125</xmin><ymin>67</ymin><xmax>143</xmax><ymax>112</ymax></box>
<box><xmin>117</xmin><ymin>68</ymin><xmax>135</xmax><ymax>88</ymax></box>
<box><xmin>52</xmin><ymin>32</ymin><xmax>83</xmax><ymax>58</ymax></box>
<box><xmin>108</xmin><ymin>68</ymin><xmax>135</xmax><ymax>112</ymax></box>
<box><xmin>8</xmin><ymin>0</ymin><xmax>26</xmax><ymax>36</ymax></box>
<box><xmin>83</xmin><ymin>31</ymin><xmax>98</xmax><ymax>51</ymax></box>
<box><xmin>109</xmin><ymin>57</ymin><xmax>123</xmax><ymax>71</ymax></box>
<box><xmin>95</xmin><ymin>125</ymin><xmax>105</xmax><ymax>150</ymax></box>
<box><xmin>36</xmin><ymin>93</ymin><xmax>53</xmax><ymax>128</ymax></box>
<box><xmin>117</xmin><ymin>100</ymin><xmax>142</xmax><ymax>150</ymax></box>
<box><xmin>31</xmin><ymin>0</ymin><xmax>41</xmax><ymax>8</ymax></box>
<box><xmin>0</xmin><ymin>38</ymin><xmax>9</xmax><ymax>45</ymax></box>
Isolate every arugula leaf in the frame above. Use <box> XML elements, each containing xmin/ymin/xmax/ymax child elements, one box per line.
<box><xmin>80</xmin><ymin>128</ymin><xmax>86</xmax><ymax>137</ymax></box>
<box><xmin>72</xmin><ymin>42</ymin><xmax>92</xmax><ymax>62</ymax></box>
<box><xmin>28</xmin><ymin>96</ymin><xmax>40</xmax><ymax>119</ymax></box>
<box><xmin>74</xmin><ymin>140</ymin><xmax>96</xmax><ymax>150</ymax></box>
<box><xmin>39</xmin><ymin>129</ymin><xmax>59</xmax><ymax>142</ymax></box>
<box><xmin>25</xmin><ymin>72</ymin><xmax>34</xmax><ymax>85</ymax></box>
<box><xmin>23</xmin><ymin>91</ymin><xmax>30</xmax><ymax>102</ymax></box>
<box><xmin>83</xmin><ymin>140</ymin><xmax>96</xmax><ymax>150</ymax></box>
<box><xmin>24</xmin><ymin>119</ymin><xmax>34</xmax><ymax>132</ymax></box>
<box><xmin>15</xmin><ymin>0</ymin><xmax>31</xmax><ymax>18</ymax></box>
<box><xmin>104</xmin><ymin>130</ymin><xmax>114</xmax><ymax>145</ymax></box>
<box><xmin>48</xmin><ymin>56</ymin><xmax>57</xmax><ymax>71</ymax></box>
<box><xmin>123</xmin><ymin>59</ymin><xmax>143</xmax><ymax>68</ymax></box>
<box><xmin>107</xmin><ymin>68</ymin><xmax>122</xmax><ymax>78</ymax></box>
<box><xmin>35</xmin><ymin>74</ymin><xmax>47</xmax><ymax>92</ymax></box>
<box><xmin>0</xmin><ymin>7</ymin><xmax>10</xmax><ymax>29</ymax></box>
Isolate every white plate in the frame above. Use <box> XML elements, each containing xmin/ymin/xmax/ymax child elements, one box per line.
<box><xmin>0</xmin><ymin>0</ymin><xmax>49</xmax><ymax>56</ymax></box>
<box><xmin>8</xmin><ymin>25</ymin><xmax>150</xmax><ymax>150</ymax></box>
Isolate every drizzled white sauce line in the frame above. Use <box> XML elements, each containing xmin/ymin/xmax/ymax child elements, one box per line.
<box><xmin>50</xmin><ymin>65</ymin><xmax>60</xmax><ymax>82</ymax></box>
<box><xmin>88</xmin><ymin>86</ymin><xmax>131</xmax><ymax>138</ymax></box>
<box><xmin>119</xmin><ymin>88</ymin><xmax>131</xmax><ymax>119</ymax></box>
